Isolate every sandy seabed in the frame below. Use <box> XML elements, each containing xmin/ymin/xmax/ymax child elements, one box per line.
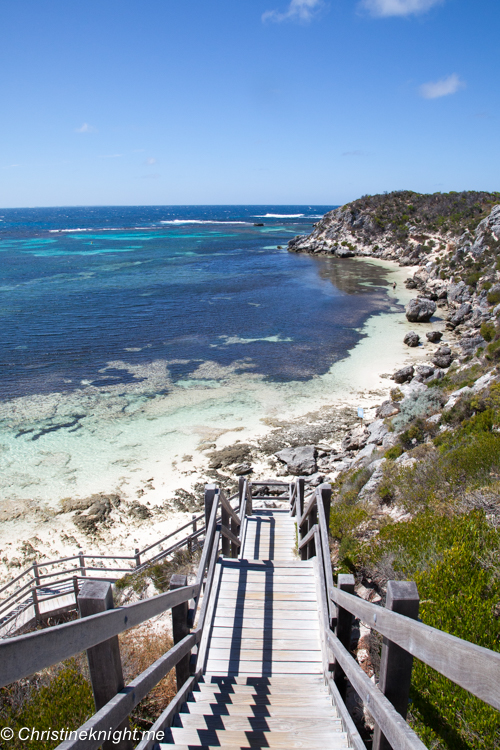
<box><xmin>0</xmin><ymin>259</ymin><xmax>443</xmax><ymax>582</ymax></box>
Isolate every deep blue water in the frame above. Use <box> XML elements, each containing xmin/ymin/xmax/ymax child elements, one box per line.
<box><xmin>0</xmin><ymin>205</ymin><xmax>394</xmax><ymax>400</ymax></box>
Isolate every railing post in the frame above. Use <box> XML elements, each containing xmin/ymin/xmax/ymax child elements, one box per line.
<box><xmin>33</xmin><ymin>561</ymin><xmax>41</xmax><ymax>586</ymax></box>
<box><xmin>319</xmin><ymin>483</ymin><xmax>331</xmax><ymax>524</ymax></box>
<box><xmin>32</xmin><ymin>587</ymin><xmax>41</xmax><ymax>624</ymax></box>
<box><xmin>134</xmin><ymin>548</ymin><xmax>141</xmax><ymax>568</ymax></box>
<box><xmin>238</xmin><ymin>476</ymin><xmax>246</xmax><ymax>518</ymax></box>
<box><xmin>221</xmin><ymin>500</ymin><xmax>230</xmax><ymax>557</ymax></box>
<box><xmin>334</xmin><ymin>573</ymin><xmax>355</xmax><ymax>700</ymax></box>
<box><xmin>230</xmin><ymin>514</ymin><xmax>239</xmax><ymax>558</ymax></box>
<box><xmin>297</xmin><ymin>477</ymin><xmax>305</xmax><ymax>519</ymax></box>
<box><xmin>205</xmin><ymin>484</ymin><xmax>217</xmax><ymax>529</ymax></box>
<box><xmin>72</xmin><ymin>575</ymin><xmax>79</xmax><ymax>602</ymax></box>
<box><xmin>245</xmin><ymin>481</ymin><xmax>252</xmax><ymax>517</ymax></box>
<box><xmin>78</xmin><ymin>580</ymin><xmax>133</xmax><ymax>750</ymax></box>
<box><xmin>79</xmin><ymin>551</ymin><xmax>87</xmax><ymax>577</ymax></box>
<box><xmin>188</xmin><ymin>514</ymin><xmax>197</xmax><ymax>553</ymax></box>
<box><xmin>170</xmin><ymin>574</ymin><xmax>191</xmax><ymax>690</ymax></box>
<box><xmin>372</xmin><ymin>581</ymin><xmax>420</xmax><ymax>750</ymax></box>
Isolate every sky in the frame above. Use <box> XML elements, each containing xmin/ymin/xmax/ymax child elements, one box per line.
<box><xmin>0</xmin><ymin>0</ymin><xmax>498</xmax><ymax>207</ymax></box>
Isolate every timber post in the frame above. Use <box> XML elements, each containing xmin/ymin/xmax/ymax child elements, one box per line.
<box><xmin>170</xmin><ymin>573</ymin><xmax>191</xmax><ymax>690</ymax></box>
<box><xmin>372</xmin><ymin>581</ymin><xmax>420</xmax><ymax>750</ymax></box>
<box><xmin>134</xmin><ymin>548</ymin><xmax>141</xmax><ymax>568</ymax></box>
<box><xmin>205</xmin><ymin>484</ymin><xmax>217</xmax><ymax>529</ymax></box>
<box><xmin>238</xmin><ymin>476</ymin><xmax>246</xmax><ymax>518</ymax></box>
<box><xmin>221</xmin><ymin>501</ymin><xmax>230</xmax><ymax>557</ymax></box>
<box><xmin>78</xmin><ymin>580</ymin><xmax>133</xmax><ymax>750</ymax></box>
<box><xmin>79</xmin><ymin>551</ymin><xmax>87</xmax><ymax>576</ymax></box>
<box><xmin>334</xmin><ymin>573</ymin><xmax>355</xmax><ymax>700</ymax></box>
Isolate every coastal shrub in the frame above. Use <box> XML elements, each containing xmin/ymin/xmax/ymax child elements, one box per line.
<box><xmin>487</xmin><ymin>288</ymin><xmax>500</xmax><ymax>305</ymax></box>
<box><xmin>486</xmin><ymin>338</ymin><xmax>500</xmax><ymax>361</ymax></box>
<box><xmin>357</xmin><ymin>511</ymin><xmax>500</xmax><ymax>750</ymax></box>
<box><xmin>384</xmin><ymin>445</ymin><xmax>403</xmax><ymax>460</ymax></box>
<box><xmin>333</xmin><ymin>467</ymin><xmax>372</xmax><ymax>505</ymax></box>
<box><xmin>391</xmin><ymin>388</ymin><xmax>443</xmax><ymax>431</ymax></box>
<box><xmin>0</xmin><ymin>660</ymin><xmax>94</xmax><ymax>750</ymax></box>
<box><xmin>399</xmin><ymin>420</ymin><xmax>426</xmax><ymax>450</ymax></box>
<box><xmin>480</xmin><ymin>321</ymin><xmax>496</xmax><ymax>341</ymax></box>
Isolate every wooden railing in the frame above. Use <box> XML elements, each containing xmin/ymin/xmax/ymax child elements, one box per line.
<box><xmin>0</xmin><ymin>510</ymin><xmax>213</xmax><ymax>635</ymax></box>
<box><xmin>291</xmin><ymin>477</ymin><xmax>500</xmax><ymax>750</ymax></box>
<box><xmin>0</xmin><ymin>480</ymin><xmax>253</xmax><ymax>750</ymax></box>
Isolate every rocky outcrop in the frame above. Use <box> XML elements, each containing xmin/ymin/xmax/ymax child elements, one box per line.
<box><xmin>404</xmin><ymin>331</ymin><xmax>420</xmax><ymax>347</ymax></box>
<box><xmin>426</xmin><ymin>331</ymin><xmax>442</xmax><ymax>343</ymax></box>
<box><xmin>393</xmin><ymin>365</ymin><xmax>414</xmax><ymax>384</ymax></box>
<box><xmin>275</xmin><ymin>445</ymin><xmax>317</xmax><ymax>475</ymax></box>
<box><xmin>432</xmin><ymin>346</ymin><xmax>454</xmax><ymax>369</ymax></box>
<box><xmin>405</xmin><ymin>297</ymin><xmax>436</xmax><ymax>323</ymax></box>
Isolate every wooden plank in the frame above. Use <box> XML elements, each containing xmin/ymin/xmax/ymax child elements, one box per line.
<box><xmin>218</xmin><ymin>581</ymin><xmax>316</xmax><ymax>591</ymax></box>
<box><xmin>212</xmin><ymin>614</ymin><xmax>319</xmax><ymax>626</ymax></box>
<box><xmin>201</xmin><ymin>674</ymin><xmax>326</xmax><ymax>685</ymax></box>
<box><xmin>208</xmin><ymin>637</ymin><xmax>320</xmax><ymax>649</ymax></box>
<box><xmin>203</xmin><ymin>659</ymin><xmax>324</xmax><ymax>680</ymax></box>
<box><xmin>183</xmin><ymin>702</ymin><xmax>337</xmax><ymax>717</ymax></box>
<box><xmin>134</xmin><ymin>673</ymin><xmax>200</xmax><ymax>750</ymax></box>
<box><xmin>330</xmin><ymin>586</ymin><xmax>500</xmax><ymax>711</ymax></box>
<box><xmin>220</xmin><ymin>524</ymin><xmax>241</xmax><ymax>549</ymax></box>
<box><xmin>204</xmin><ymin>648</ymin><xmax>321</xmax><ymax>662</ymax></box>
<box><xmin>0</xmin><ymin>584</ymin><xmax>199</xmax><ymax>688</ymax></box>
<box><xmin>209</xmin><ymin>627</ymin><xmax>320</xmax><ymax>639</ymax></box>
<box><xmin>327</xmin><ymin>676</ymin><xmax>366</xmax><ymax>750</ymax></box>
<box><xmin>216</xmin><ymin>591</ymin><xmax>318</xmax><ymax>601</ymax></box>
<box><xmin>164</xmin><ymin>726</ymin><xmax>347</xmax><ymax>748</ymax></box>
<box><xmin>213</xmin><ymin>599</ymin><xmax>318</xmax><ymax>611</ymax></box>
<box><xmin>176</xmin><ymin>714</ymin><xmax>341</xmax><ymax>731</ymax></box>
<box><xmin>220</xmin><ymin>491</ymin><xmax>242</xmax><ymax>527</ymax></box>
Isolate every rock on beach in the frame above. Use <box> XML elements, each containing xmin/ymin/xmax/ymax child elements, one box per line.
<box><xmin>405</xmin><ymin>297</ymin><xmax>436</xmax><ymax>323</ymax></box>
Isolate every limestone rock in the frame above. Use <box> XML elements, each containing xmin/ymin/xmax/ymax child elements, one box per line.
<box><xmin>415</xmin><ymin>364</ymin><xmax>435</xmax><ymax>380</ymax></box>
<box><xmin>448</xmin><ymin>302</ymin><xmax>472</xmax><ymax>327</ymax></box>
<box><xmin>275</xmin><ymin>445</ymin><xmax>317</xmax><ymax>475</ymax></box>
<box><xmin>432</xmin><ymin>345</ymin><xmax>454</xmax><ymax>369</ymax></box>
<box><xmin>447</xmin><ymin>281</ymin><xmax>470</xmax><ymax>306</ymax></box>
<box><xmin>426</xmin><ymin>331</ymin><xmax>443</xmax><ymax>343</ymax></box>
<box><xmin>405</xmin><ymin>297</ymin><xmax>436</xmax><ymax>323</ymax></box>
<box><xmin>342</xmin><ymin>424</ymin><xmax>369</xmax><ymax>452</ymax></box>
<box><xmin>376</xmin><ymin>400</ymin><xmax>401</xmax><ymax>418</ymax></box>
<box><xmin>366</xmin><ymin>419</ymin><xmax>388</xmax><ymax>445</ymax></box>
<box><xmin>352</xmin><ymin>443</ymin><xmax>377</xmax><ymax>465</ymax></box>
<box><xmin>404</xmin><ymin>331</ymin><xmax>420</xmax><ymax>347</ymax></box>
<box><xmin>393</xmin><ymin>365</ymin><xmax>415</xmax><ymax>384</ymax></box>
<box><xmin>234</xmin><ymin>463</ymin><xmax>253</xmax><ymax>475</ymax></box>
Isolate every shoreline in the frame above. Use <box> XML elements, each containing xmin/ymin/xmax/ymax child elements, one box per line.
<box><xmin>0</xmin><ymin>256</ymin><xmax>444</xmax><ymax>584</ymax></box>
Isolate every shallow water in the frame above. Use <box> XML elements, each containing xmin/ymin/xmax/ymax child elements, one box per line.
<box><xmin>0</xmin><ymin>206</ymin><xmax>403</xmax><ymax>505</ymax></box>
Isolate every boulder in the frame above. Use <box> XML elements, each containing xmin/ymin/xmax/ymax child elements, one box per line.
<box><xmin>405</xmin><ymin>297</ymin><xmax>436</xmax><ymax>323</ymax></box>
<box><xmin>447</xmin><ymin>281</ymin><xmax>470</xmax><ymax>306</ymax></box>
<box><xmin>393</xmin><ymin>365</ymin><xmax>415</xmax><ymax>384</ymax></box>
<box><xmin>432</xmin><ymin>345</ymin><xmax>454</xmax><ymax>369</ymax></box>
<box><xmin>342</xmin><ymin>424</ymin><xmax>369</xmax><ymax>452</ymax></box>
<box><xmin>405</xmin><ymin>278</ymin><xmax>417</xmax><ymax>289</ymax></box>
<box><xmin>366</xmin><ymin>419</ymin><xmax>388</xmax><ymax>445</ymax></box>
<box><xmin>275</xmin><ymin>445</ymin><xmax>317</xmax><ymax>475</ymax></box>
<box><xmin>426</xmin><ymin>331</ymin><xmax>443</xmax><ymax>343</ymax></box>
<box><xmin>376</xmin><ymin>400</ymin><xmax>401</xmax><ymax>418</ymax></box>
<box><xmin>415</xmin><ymin>364</ymin><xmax>435</xmax><ymax>380</ymax></box>
<box><xmin>234</xmin><ymin>463</ymin><xmax>253</xmax><ymax>475</ymax></box>
<box><xmin>404</xmin><ymin>331</ymin><xmax>420</xmax><ymax>347</ymax></box>
<box><xmin>448</xmin><ymin>302</ymin><xmax>472</xmax><ymax>327</ymax></box>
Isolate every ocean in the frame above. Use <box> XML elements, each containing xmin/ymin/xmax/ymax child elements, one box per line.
<box><xmin>0</xmin><ymin>205</ymin><xmax>400</xmax><ymax>508</ymax></box>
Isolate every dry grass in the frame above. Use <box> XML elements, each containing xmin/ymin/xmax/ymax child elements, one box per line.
<box><xmin>119</xmin><ymin>621</ymin><xmax>177</xmax><ymax>728</ymax></box>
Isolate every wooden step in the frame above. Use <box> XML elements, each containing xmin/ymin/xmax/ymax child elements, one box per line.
<box><xmin>173</xmin><ymin>714</ymin><xmax>343</xmax><ymax>732</ymax></box>
<box><xmin>204</xmin><ymin>662</ymin><xmax>322</xmax><ymax>675</ymax></box>
<box><xmin>161</xmin><ymin>727</ymin><xmax>349</xmax><ymax>748</ymax></box>
<box><xmin>183</xmin><ymin>701</ymin><xmax>338</xmax><ymax>718</ymax></box>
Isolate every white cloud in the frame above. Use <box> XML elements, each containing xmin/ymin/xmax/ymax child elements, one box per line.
<box><xmin>3</xmin><ymin>164</ymin><xmax>20</xmax><ymax>169</ymax></box>
<box><xmin>419</xmin><ymin>73</ymin><xmax>465</xmax><ymax>99</ymax></box>
<box><xmin>75</xmin><ymin>122</ymin><xmax>97</xmax><ymax>133</ymax></box>
<box><xmin>361</xmin><ymin>0</ymin><xmax>443</xmax><ymax>17</ymax></box>
<box><xmin>262</xmin><ymin>0</ymin><xmax>324</xmax><ymax>23</ymax></box>
<box><xmin>145</xmin><ymin>157</ymin><xmax>157</xmax><ymax>165</ymax></box>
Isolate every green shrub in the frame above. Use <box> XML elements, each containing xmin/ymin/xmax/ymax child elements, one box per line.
<box><xmin>391</xmin><ymin>389</ymin><xmax>444</xmax><ymax>431</ymax></box>
<box><xmin>384</xmin><ymin>445</ymin><xmax>404</xmax><ymax>460</ymax></box>
<box><xmin>480</xmin><ymin>321</ymin><xmax>496</xmax><ymax>342</ymax></box>
<box><xmin>486</xmin><ymin>339</ymin><xmax>500</xmax><ymax>361</ymax></box>
<box><xmin>487</xmin><ymin>288</ymin><xmax>500</xmax><ymax>305</ymax></box>
<box><xmin>357</xmin><ymin>511</ymin><xmax>500</xmax><ymax>750</ymax></box>
<box><xmin>0</xmin><ymin>660</ymin><xmax>94</xmax><ymax>750</ymax></box>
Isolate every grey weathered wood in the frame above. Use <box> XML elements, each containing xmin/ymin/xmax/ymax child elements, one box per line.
<box><xmin>78</xmin><ymin>581</ymin><xmax>132</xmax><ymax>750</ymax></box>
<box><xmin>134</xmin><ymin>673</ymin><xmax>201</xmax><ymax>750</ymax></box>
<box><xmin>245</xmin><ymin>479</ymin><xmax>252</xmax><ymax>517</ymax></box>
<box><xmin>134</xmin><ymin>548</ymin><xmax>141</xmax><ymax>567</ymax></box>
<box><xmin>221</xmin><ymin>502</ymin><xmax>230</xmax><ymax>557</ymax></box>
<box><xmin>326</xmin><ymin>631</ymin><xmax>426</xmax><ymax>750</ymax></box>
<box><xmin>191</xmin><ymin>529</ymin><xmax>220</xmax><ymax>633</ymax></box>
<box><xmin>298</xmin><ymin>524</ymin><xmax>318</xmax><ymax>552</ymax></box>
<box><xmin>220</xmin><ymin>490</ymin><xmax>241</xmax><ymax>527</ymax></box>
<box><xmin>238</xmin><ymin>476</ymin><xmax>246</xmax><ymax>518</ymax></box>
<box><xmin>334</xmin><ymin>573</ymin><xmax>354</xmax><ymax>700</ymax></box>
<box><xmin>204</xmin><ymin>483</ymin><xmax>217</xmax><ymax>529</ymax></box>
<box><xmin>79</xmin><ymin>551</ymin><xmax>87</xmax><ymax>577</ymax></box>
<box><xmin>316</xmin><ymin>484</ymin><xmax>335</xmax><ymax>627</ymax></box>
<box><xmin>296</xmin><ymin>477</ymin><xmax>305</xmax><ymax>520</ymax></box>
<box><xmin>54</xmin><ymin>632</ymin><xmax>197</xmax><ymax>750</ymax></box>
<box><xmin>0</xmin><ymin>583</ymin><xmax>199</xmax><ymax>687</ymax></box>
<box><xmin>220</xmin><ymin>523</ymin><xmax>241</xmax><ymax>549</ymax></box>
<box><xmin>373</xmin><ymin>581</ymin><xmax>420</xmax><ymax>750</ymax></box>
<box><xmin>170</xmin><ymin>574</ymin><xmax>191</xmax><ymax>690</ymax></box>
<box><xmin>330</xmin><ymin>585</ymin><xmax>500</xmax><ymax>711</ymax></box>
<box><xmin>327</xmin><ymin>676</ymin><xmax>370</xmax><ymax>750</ymax></box>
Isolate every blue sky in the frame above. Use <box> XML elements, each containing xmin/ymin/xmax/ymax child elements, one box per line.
<box><xmin>1</xmin><ymin>0</ymin><xmax>498</xmax><ymax>207</ymax></box>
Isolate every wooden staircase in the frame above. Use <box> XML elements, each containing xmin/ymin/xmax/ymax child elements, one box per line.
<box><xmin>159</xmin><ymin>507</ymin><xmax>352</xmax><ymax>748</ymax></box>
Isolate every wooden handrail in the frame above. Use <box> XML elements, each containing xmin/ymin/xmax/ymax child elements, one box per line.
<box><xmin>54</xmin><ymin>631</ymin><xmax>199</xmax><ymax>750</ymax></box>
<box><xmin>220</xmin><ymin>524</ymin><xmax>241</xmax><ymax>547</ymax></box>
<box><xmin>330</xmin><ymin>585</ymin><xmax>500</xmax><ymax>711</ymax></box>
<box><xmin>298</xmin><ymin>523</ymin><xmax>317</xmax><ymax>550</ymax></box>
<box><xmin>0</xmin><ymin>583</ymin><xmax>199</xmax><ymax>687</ymax></box>
<box><xmin>326</xmin><ymin>631</ymin><xmax>427</xmax><ymax>750</ymax></box>
<box><xmin>219</xmin><ymin>491</ymin><xmax>241</xmax><ymax>527</ymax></box>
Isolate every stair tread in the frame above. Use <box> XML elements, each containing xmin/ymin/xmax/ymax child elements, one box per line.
<box><xmin>162</xmin><ymin>728</ymin><xmax>349</xmax><ymax>749</ymax></box>
<box><xmin>174</xmin><ymin>715</ymin><xmax>343</xmax><ymax>731</ymax></box>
